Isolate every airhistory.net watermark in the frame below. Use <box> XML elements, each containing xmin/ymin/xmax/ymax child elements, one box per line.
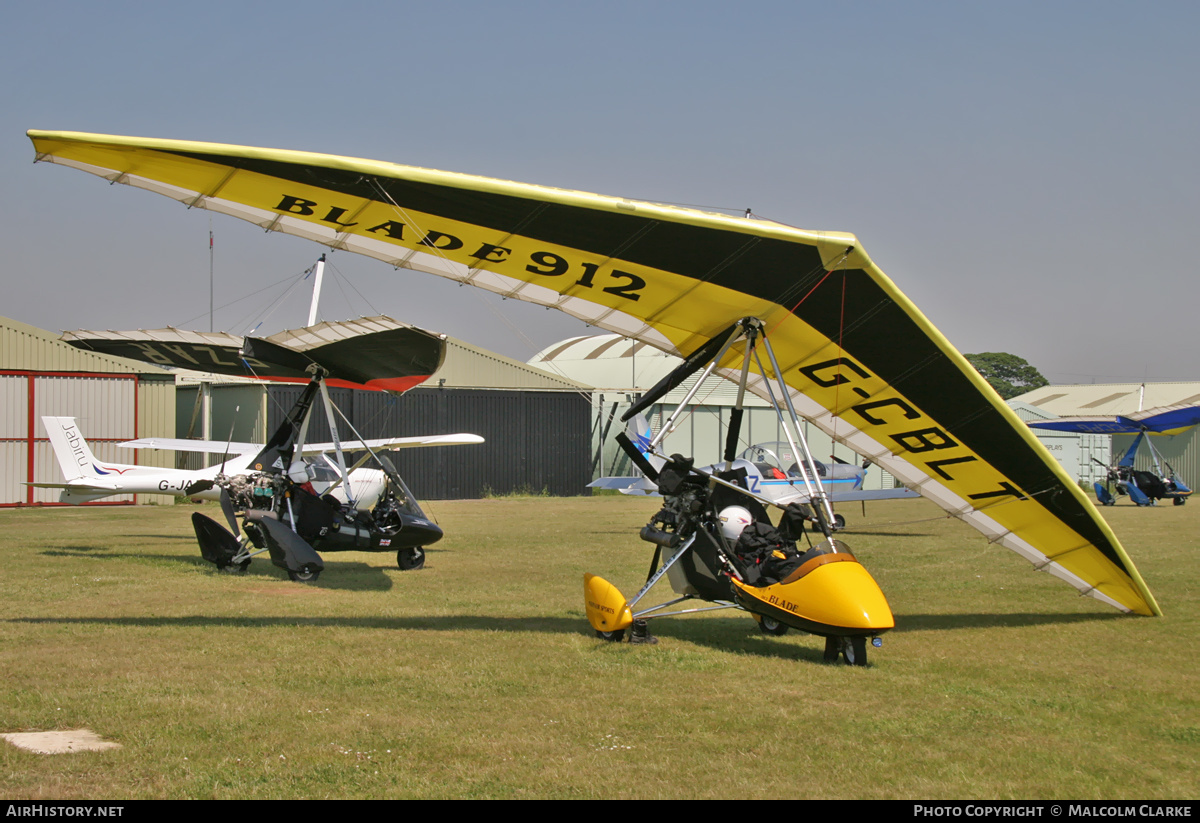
<box><xmin>6</xmin><ymin>807</ymin><xmax>123</xmax><ymax>817</ymax></box>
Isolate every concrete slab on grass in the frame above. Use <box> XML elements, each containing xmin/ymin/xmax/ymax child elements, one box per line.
<box><xmin>1</xmin><ymin>729</ymin><xmax>121</xmax><ymax>754</ymax></box>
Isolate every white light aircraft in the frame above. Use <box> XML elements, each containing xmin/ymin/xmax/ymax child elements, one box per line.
<box><xmin>36</xmin><ymin>415</ymin><xmax>483</xmax><ymax>508</ymax></box>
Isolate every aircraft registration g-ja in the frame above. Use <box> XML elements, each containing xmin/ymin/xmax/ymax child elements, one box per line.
<box><xmin>27</xmin><ymin>130</ymin><xmax>1162</xmax><ymax>661</ymax></box>
<box><xmin>56</xmin><ymin>317</ymin><xmax>482</xmax><ymax>580</ymax></box>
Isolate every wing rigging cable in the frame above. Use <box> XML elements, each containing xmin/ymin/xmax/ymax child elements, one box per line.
<box><xmin>28</xmin><ymin>130</ymin><xmax>1160</xmax><ymax>615</ymax></box>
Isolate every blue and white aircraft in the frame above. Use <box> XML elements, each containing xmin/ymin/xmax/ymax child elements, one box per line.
<box><xmin>590</xmin><ymin>416</ymin><xmax>915</xmax><ymax>526</ymax></box>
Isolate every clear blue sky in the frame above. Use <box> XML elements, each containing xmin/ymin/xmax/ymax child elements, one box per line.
<box><xmin>3</xmin><ymin>1</ymin><xmax>1197</xmax><ymax>384</ymax></box>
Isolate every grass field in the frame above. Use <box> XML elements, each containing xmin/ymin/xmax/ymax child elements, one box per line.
<box><xmin>0</xmin><ymin>495</ymin><xmax>1196</xmax><ymax>799</ymax></box>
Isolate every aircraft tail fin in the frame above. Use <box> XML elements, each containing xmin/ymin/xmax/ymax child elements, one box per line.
<box><xmin>42</xmin><ymin>416</ymin><xmax>103</xmax><ymax>482</ymax></box>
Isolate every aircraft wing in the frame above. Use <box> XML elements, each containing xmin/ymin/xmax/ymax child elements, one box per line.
<box><xmin>298</xmin><ymin>434</ymin><xmax>485</xmax><ymax>453</ymax></box>
<box><xmin>118</xmin><ymin>438</ymin><xmax>262</xmax><ymax>454</ymax></box>
<box><xmin>774</xmin><ymin>487</ymin><xmax>921</xmax><ymax>506</ymax></box>
<box><xmin>587</xmin><ymin>476</ymin><xmax>658</xmax><ymax>494</ymax></box>
<box><xmin>1029</xmin><ymin>404</ymin><xmax>1200</xmax><ymax>436</ymax></box>
<box><xmin>117</xmin><ymin>434</ymin><xmax>484</xmax><ymax>455</ymax></box>
<box><xmin>60</xmin><ymin>316</ymin><xmax>445</xmax><ymax>395</ymax></box>
<box><xmin>27</xmin><ymin>130</ymin><xmax>1160</xmax><ymax>616</ymax></box>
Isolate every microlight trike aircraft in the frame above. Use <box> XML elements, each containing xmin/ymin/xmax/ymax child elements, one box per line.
<box><xmin>1028</xmin><ymin>404</ymin><xmax>1199</xmax><ymax>507</ymax></box>
<box><xmin>585</xmin><ymin>318</ymin><xmax>903</xmax><ymax>664</ymax></box>
<box><xmin>62</xmin><ymin>317</ymin><xmax>482</xmax><ymax>580</ymax></box>
<box><xmin>27</xmin><ymin>130</ymin><xmax>1162</xmax><ymax>648</ymax></box>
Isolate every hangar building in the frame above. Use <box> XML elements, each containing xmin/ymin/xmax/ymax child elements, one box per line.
<box><xmin>3</xmin><ymin>315</ymin><xmax>594</xmax><ymax>504</ymax></box>
<box><xmin>1</xmin><ymin>316</ymin><xmax>176</xmax><ymax>507</ymax></box>
<box><xmin>1005</xmin><ymin>399</ymin><xmax>1110</xmax><ymax>488</ymax></box>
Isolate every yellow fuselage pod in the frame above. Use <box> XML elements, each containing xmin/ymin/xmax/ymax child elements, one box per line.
<box><xmin>584</xmin><ymin>573</ymin><xmax>633</xmax><ymax>634</ymax></box>
<box><xmin>730</xmin><ymin>552</ymin><xmax>894</xmax><ymax>637</ymax></box>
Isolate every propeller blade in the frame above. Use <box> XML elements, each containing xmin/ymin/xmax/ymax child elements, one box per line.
<box><xmin>219</xmin><ymin>487</ymin><xmax>239</xmax><ymax>534</ymax></box>
<box><xmin>184</xmin><ymin>479</ymin><xmax>215</xmax><ymax>496</ymax></box>
<box><xmin>218</xmin><ymin>406</ymin><xmax>240</xmax><ymax>477</ymax></box>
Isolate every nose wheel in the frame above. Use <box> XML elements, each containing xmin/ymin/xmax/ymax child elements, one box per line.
<box><xmin>824</xmin><ymin>635</ymin><xmax>869</xmax><ymax>666</ymax></box>
<box><xmin>287</xmin><ymin>565</ymin><xmax>321</xmax><ymax>583</ymax></box>
<box><xmin>397</xmin><ymin>547</ymin><xmax>425</xmax><ymax>571</ymax></box>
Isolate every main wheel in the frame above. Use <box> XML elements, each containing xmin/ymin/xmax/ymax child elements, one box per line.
<box><xmin>287</xmin><ymin>566</ymin><xmax>321</xmax><ymax>583</ymax></box>
<box><xmin>595</xmin><ymin>629</ymin><xmax>625</xmax><ymax>642</ymax></box>
<box><xmin>832</xmin><ymin>513</ymin><xmax>846</xmax><ymax>530</ymax></box>
<box><xmin>758</xmin><ymin>616</ymin><xmax>789</xmax><ymax>636</ymax></box>
<box><xmin>220</xmin><ymin>559</ymin><xmax>251</xmax><ymax>574</ymax></box>
<box><xmin>397</xmin><ymin>547</ymin><xmax>425</xmax><ymax>571</ymax></box>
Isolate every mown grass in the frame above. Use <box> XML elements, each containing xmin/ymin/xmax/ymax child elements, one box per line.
<box><xmin>0</xmin><ymin>496</ymin><xmax>1196</xmax><ymax>799</ymax></box>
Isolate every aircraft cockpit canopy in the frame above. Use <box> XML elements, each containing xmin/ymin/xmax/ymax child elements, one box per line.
<box><xmin>739</xmin><ymin>442</ymin><xmax>828</xmax><ymax>479</ymax></box>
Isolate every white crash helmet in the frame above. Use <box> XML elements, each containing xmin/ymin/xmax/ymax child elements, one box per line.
<box><xmin>287</xmin><ymin>460</ymin><xmax>314</xmax><ymax>484</ymax></box>
<box><xmin>718</xmin><ymin>505</ymin><xmax>754</xmax><ymax>541</ymax></box>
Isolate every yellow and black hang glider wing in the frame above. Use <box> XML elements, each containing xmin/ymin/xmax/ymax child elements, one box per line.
<box><xmin>27</xmin><ymin>129</ymin><xmax>1160</xmax><ymax>616</ymax></box>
